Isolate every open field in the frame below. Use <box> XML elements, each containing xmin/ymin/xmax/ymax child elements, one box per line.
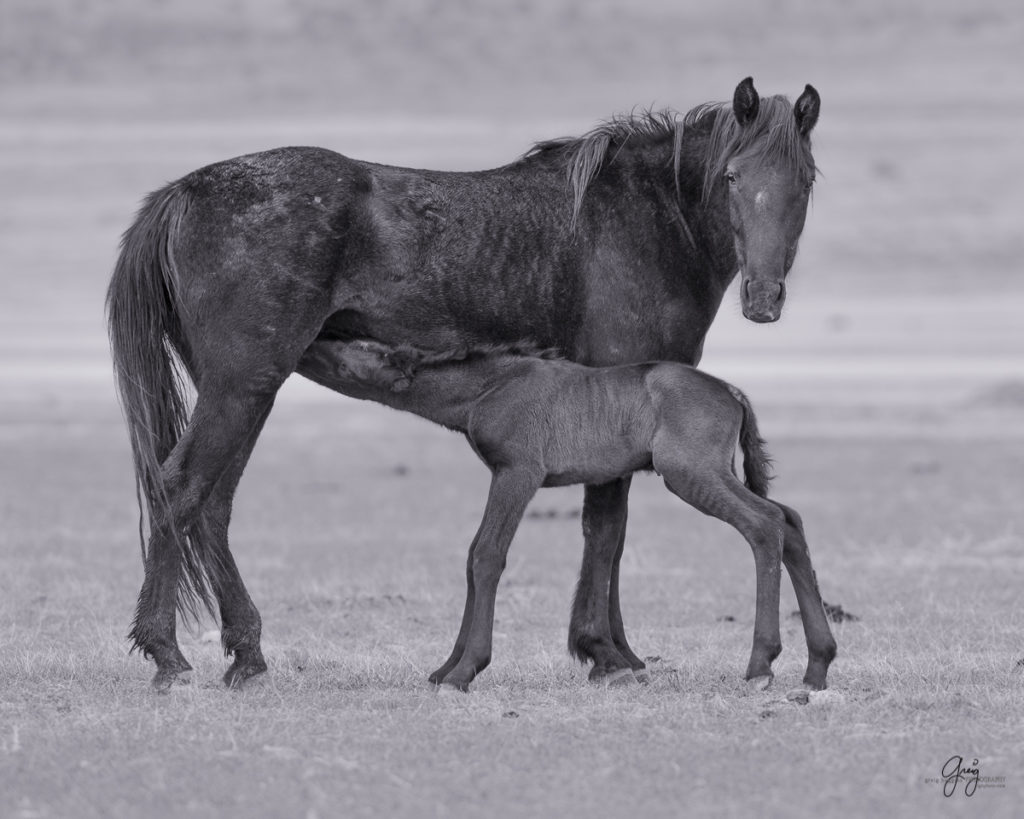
<box><xmin>2</xmin><ymin>391</ymin><xmax>1024</xmax><ymax>817</ymax></box>
<box><xmin>2</xmin><ymin>1</ymin><xmax>1023</xmax><ymax>817</ymax></box>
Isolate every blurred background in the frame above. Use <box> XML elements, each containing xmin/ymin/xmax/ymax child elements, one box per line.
<box><xmin>1</xmin><ymin>0</ymin><xmax>1021</xmax><ymax>468</ymax></box>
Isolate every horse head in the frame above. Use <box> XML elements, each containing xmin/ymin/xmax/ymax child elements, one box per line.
<box><xmin>722</xmin><ymin>77</ymin><xmax>819</xmax><ymax>323</ymax></box>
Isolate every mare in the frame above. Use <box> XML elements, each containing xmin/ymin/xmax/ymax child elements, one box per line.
<box><xmin>106</xmin><ymin>77</ymin><xmax>821</xmax><ymax>689</ymax></box>
<box><xmin>298</xmin><ymin>337</ymin><xmax>837</xmax><ymax>692</ymax></box>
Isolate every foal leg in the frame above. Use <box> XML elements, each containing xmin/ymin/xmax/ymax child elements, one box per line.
<box><xmin>774</xmin><ymin>501</ymin><xmax>837</xmax><ymax>690</ymax></box>
<box><xmin>428</xmin><ymin>531</ymin><xmax>480</xmax><ymax>685</ymax></box>
<box><xmin>661</xmin><ymin>470</ymin><xmax>785</xmax><ymax>687</ymax></box>
<box><xmin>202</xmin><ymin>404</ymin><xmax>275</xmax><ymax>688</ymax></box>
<box><xmin>568</xmin><ymin>479</ymin><xmax>637</xmax><ymax>685</ymax></box>
<box><xmin>440</xmin><ymin>469</ymin><xmax>538</xmax><ymax>692</ymax></box>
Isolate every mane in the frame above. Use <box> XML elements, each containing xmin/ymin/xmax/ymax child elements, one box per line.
<box><xmin>525</xmin><ymin>95</ymin><xmax>815</xmax><ymax>226</ymax></box>
<box><xmin>527</xmin><ymin>109</ymin><xmax>682</xmax><ymax>230</ymax></box>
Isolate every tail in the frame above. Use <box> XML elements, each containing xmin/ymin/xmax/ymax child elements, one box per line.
<box><xmin>106</xmin><ymin>180</ymin><xmax>217</xmax><ymax>624</ymax></box>
<box><xmin>727</xmin><ymin>384</ymin><xmax>773</xmax><ymax>498</ymax></box>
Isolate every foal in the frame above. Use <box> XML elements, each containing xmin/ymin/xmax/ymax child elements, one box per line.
<box><xmin>297</xmin><ymin>339</ymin><xmax>837</xmax><ymax>692</ymax></box>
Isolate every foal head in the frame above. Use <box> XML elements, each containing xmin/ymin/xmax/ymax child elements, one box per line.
<box><xmin>698</xmin><ymin>77</ymin><xmax>820</xmax><ymax>323</ymax></box>
<box><xmin>322</xmin><ymin>338</ymin><xmax>414</xmax><ymax>392</ymax></box>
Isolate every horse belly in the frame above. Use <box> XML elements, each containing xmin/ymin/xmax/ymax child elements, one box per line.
<box><xmin>542</xmin><ymin>438</ymin><xmax>653</xmax><ymax>488</ymax></box>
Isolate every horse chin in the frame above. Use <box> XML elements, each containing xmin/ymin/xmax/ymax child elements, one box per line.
<box><xmin>742</xmin><ymin>308</ymin><xmax>782</xmax><ymax>324</ymax></box>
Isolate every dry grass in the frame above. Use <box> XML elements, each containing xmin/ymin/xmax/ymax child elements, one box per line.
<box><xmin>2</xmin><ymin>398</ymin><xmax>1023</xmax><ymax>818</ymax></box>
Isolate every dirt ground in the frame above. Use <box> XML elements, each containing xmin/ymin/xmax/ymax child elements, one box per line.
<box><xmin>1</xmin><ymin>1</ymin><xmax>1023</xmax><ymax>817</ymax></box>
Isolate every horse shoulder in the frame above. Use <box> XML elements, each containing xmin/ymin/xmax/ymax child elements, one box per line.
<box><xmin>466</xmin><ymin>363</ymin><xmax>560</xmax><ymax>465</ymax></box>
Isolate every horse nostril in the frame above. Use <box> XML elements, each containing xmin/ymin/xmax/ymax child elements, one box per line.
<box><xmin>776</xmin><ymin>280</ymin><xmax>786</xmax><ymax>303</ymax></box>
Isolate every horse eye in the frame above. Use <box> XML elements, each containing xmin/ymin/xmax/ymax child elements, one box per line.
<box><xmin>804</xmin><ymin>179</ymin><xmax>815</xmax><ymax>192</ymax></box>
<box><xmin>725</xmin><ymin>171</ymin><xmax>738</xmax><ymax>185</ymax></box>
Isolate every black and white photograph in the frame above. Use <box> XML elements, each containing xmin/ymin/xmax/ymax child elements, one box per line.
<box><xmin>1</xmin><ymin>1</ymin><xmax>1021</xmax><ymax>816</ymax></box>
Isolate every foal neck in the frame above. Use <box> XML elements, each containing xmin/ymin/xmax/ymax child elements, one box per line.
<box><xmin>393</xmin><ymin>351</ymin><xmax>528</xmax><ymax>430</ymax></box>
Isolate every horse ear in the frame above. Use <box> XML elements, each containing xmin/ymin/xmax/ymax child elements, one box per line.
<box><xmin>733</xmin><ymin>77</ymin><xmax>760</xmax><ymax>127</ymax></box>
<box><xmin>794</xmin><ymin>84</ymin><xmax>820</xmax><ymax>136</ymax></box>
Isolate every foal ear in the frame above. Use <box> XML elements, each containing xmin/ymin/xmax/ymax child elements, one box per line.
<box><xmin>733</xmin><ymin>77</ymin><xmax>760</xmax><ymax>127</ymax></box>
<box><xmin>386</xmin><ymin>348</ymin><xmax>419</xmax><ymax>379</ymax></box>
<box><xmin>794</xmin><ymin>84</ymin><xmax>820</xmax><ymax>136</ymax></box>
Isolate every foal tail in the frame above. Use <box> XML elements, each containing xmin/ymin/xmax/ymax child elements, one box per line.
<box><xmin>727</xmin><ymin>384</ymin><xmax>773</xmax><ymax>498</ymax></box>
<box><xmin>106</xmin><ymin>180</ymin><xmax>216</xmax><ymax>621</ymax></box>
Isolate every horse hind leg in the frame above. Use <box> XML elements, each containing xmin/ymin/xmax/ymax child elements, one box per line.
<box><xmin>201</xmin><ymin>403</ymin><xmax>276</xmax><ymax>689</ymax></box>
<box><xmin>131</xmin><ymin>378</ymin><xmax>284</xmax><ymax>691</ymax></box>
<box><xmin>660</xmin><ymin>465</ymin><xmax>785</xmax><ymax>688</ymax></box>
<box><xmin>774</xmin><ymin>501</ymin><xmax>837</xmax><ymax>690</ymax></box>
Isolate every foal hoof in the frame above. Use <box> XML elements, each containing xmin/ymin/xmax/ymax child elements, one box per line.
<box><xmin>747</xmin><ymin>673</ymin><xmax>774</xmax><ymax>692</ymax></box>
<box><xmin>427</xmin><ymin>669</ymin><xmax>450</xmax><ymax>686</ymax></box>
<box><xmin>589</xmin><ymin>666</ymin><xmax>637</xmax><ymax>687</ymax></box>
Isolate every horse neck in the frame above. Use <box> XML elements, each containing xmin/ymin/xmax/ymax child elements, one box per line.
<box><xmin>384</xmin><ymin>355</ymin><xmax>515</xmax><ymax>431</ymax></box>
<box><xmin>672</xmin><ymin>130</ymin><xmax>738</xmax><ymax>292</ymax></box>
<box><xmin>599</xmin><ymin>134</ymin><xmax>738</xmax><ymax>336</ymax></box>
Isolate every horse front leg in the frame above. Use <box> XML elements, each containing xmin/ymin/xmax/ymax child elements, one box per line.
<box><xmin>438</xmin><ymin>469</ymin><xmax>539</xmax><ymax>692</ymax></box>
<box><xmin>605</xmin><ymin>477</ymin><xmax>648</xmax><ymax>678</ymax></box>
<box><xmin>568</xmin><ymin>479</ymin><xmax>637</xmax><ymax>685</ymax></box>
<box><xmin>428</xmin><ymin>531</ymin><xmax>480</xmax><ymax>685</ymax></box>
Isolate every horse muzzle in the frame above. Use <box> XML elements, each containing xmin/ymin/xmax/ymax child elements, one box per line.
<box><xmin>741</xmin><ymin>277</ymin><xmax>786</xmax><ymax>323</ymax></box>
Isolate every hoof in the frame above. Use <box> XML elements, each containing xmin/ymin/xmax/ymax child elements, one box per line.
<box><xmin>785</xmin><ymin>688</ymin><xmax>811</xmax><ymax>705</ymax></box>
<box><xmin>605</xmin><ymin>668</ymin><xmax>637</xmax><ymax>687</ymax></box>
<box><xmin>590</xmin><ymin>666</ymin><xmax>637</xmax><ymax>687</ymax></box>
<box><xmin>747</xmin><ymin>673</ymin><xmax>773</xmax><ymax>692</ymax></box>
<box><xmin>223</xmin><ymin>657</ymin><xmax>268</xmax><ymax>690</ymax></box>
<box><xmin>427</xmin><ymin>668</ymin><xmax>451</xmax><ymax>686</ymax></box>
<box><xmin>436</xmin><ymin>681</ymin><xmax>469</xmax><ymax>696</ymax></box>
<box><xmin>151</xmin><ymin>666</ymin><xmax>192</xmax><ymax>693</ymax></box>
<box><xmin>633</xmin><ymin>668</ymin><xmax>651</xmax><ymax>685</ymax></box>
<box><xmin>802</xmin><ymin>672</ymin><xmax>828</xmax><ymax>692</ymax></box>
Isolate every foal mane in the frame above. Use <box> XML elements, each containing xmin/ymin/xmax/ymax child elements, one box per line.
<box><xmin>526</xmin><ymin>95</ymin><xmax>816</xmax><ymax>227</ymax></box>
